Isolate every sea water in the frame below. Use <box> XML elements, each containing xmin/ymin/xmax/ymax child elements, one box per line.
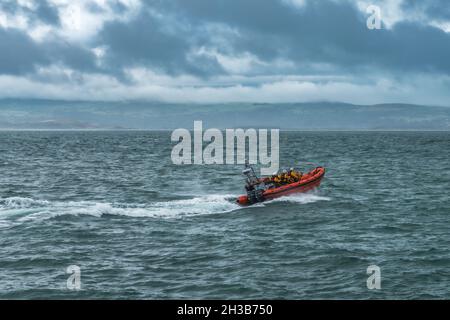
<box><xmin>0</xmin><ymin>131</ymin><xmax>448</xmax><ymax>299</ymax></box>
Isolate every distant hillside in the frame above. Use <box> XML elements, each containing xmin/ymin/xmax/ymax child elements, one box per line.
<box><xmin>0</xmin><ymin>99</ymin><xmax>448</xmax><ymax>130</ymax></box>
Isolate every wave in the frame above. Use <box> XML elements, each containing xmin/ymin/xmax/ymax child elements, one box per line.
<box><xmin>0</xmin><ymin>197</ymin><xmax>50</xmax><ymax>208</ymax></box>
<box><xmin>0</xmin><ymin>192</ymin><xmax>330</xmax><ymax>226</ymax></box>
<box><xmin>268</xmin><ymin>193</ymin><xmax>331</xmax><ymax>204</ymax></box>
<box><xmin>0</xmin><ymin>195</ymin><xmax>241</xmax><ymax>226</ymax></box>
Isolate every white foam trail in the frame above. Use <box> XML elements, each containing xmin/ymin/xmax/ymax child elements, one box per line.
<box><xmin>57</xmin><ymin>195</ymin><xmax>241</xmax><ymax>219</ymax></box>
<box><xmin>268</xmin><ymin>193</ymin><xmax>331</xmax><ymax>204</ymax></box>
<box><xmin>0</xmin><ymin>192</ymin><xmax>330</xmax><ymax>226</ymax></box>
<box><xmin>0</xmin><ymin>197</ymin><xmax>52</xmax><ymax>223</ymax></box>
<box><xmin>0</xmin><ymin>195</ymin><xmax>241</xmax><ymax>226</ymax></box>
<box><xmin>0</xmin><ymin>197</ymin><xmax>50</xmax><ymax>208</ymax></box>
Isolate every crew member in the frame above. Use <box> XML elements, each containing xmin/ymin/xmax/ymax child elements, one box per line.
<box><xmin>291</xmin><ymin>170</ymin><xmax>302</xmax><ymax>182</ymax></box>
<box><xmin>282</xmin><ymin>170</ymin><xmax>289</xmax><ymax>184</ymax></box>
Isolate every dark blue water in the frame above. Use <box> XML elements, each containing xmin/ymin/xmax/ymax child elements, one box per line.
<box><xmin>0</xmin><ymin>131</ymin><xmax>448</xmax><ymax>299</ymax></box>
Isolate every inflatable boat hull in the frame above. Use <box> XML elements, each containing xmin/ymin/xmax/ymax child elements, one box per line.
<box><xmin>236</xmin><ymin>166</ymin><xmax>325</xmax><ymax>205</ymax></box>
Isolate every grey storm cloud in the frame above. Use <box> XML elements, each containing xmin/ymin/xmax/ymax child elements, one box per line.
<box><xmin>0</xmin><ymin>0</ymin><xmax>59</xmax><ymax>26</ymax></box>
<box><xmin>0</xmin><ymin>26</ymin><xmax>98</xmax><ymax>76</ymax></box>
<box><xmin>402</xmin><ymin>0</ymin><xmax>450</xmax><ymax>22</ymax></box>
<box><xmin>160</xmin><ymin>0</ymin><xmax>450</xmax><ymax>75</ymax></box>
<box><xmin>86</xmin><ymin>0</ymin><xmax>128</xmax><ymax>15</ymax></box>
<box><xmin>34</xmin><ymin>1</ymin><xmax>60</xmax><ymax>25</ymax></box>
<box><xmin>0</xmin><ymin>0</ymin><xmax>96</xmax><ymax>76</ymax></box>
<box><xmin>0</xmin><ymin>0</ymin><xmax>450</xmax><ymax>79</ymax></box>
<box><xmin>0</xmin><ymin>27</ymin><xmax>49</xmax><ymax>75</ymax></box>
<box><xmin>97</xmin><ymin>9</ymin><xmax>225</xmax><ymax>77</ymax></box>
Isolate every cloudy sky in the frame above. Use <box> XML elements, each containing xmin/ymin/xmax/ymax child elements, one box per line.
<box><xmin>0</xmin><ymin>0</ymin><xmax>449</xmax><ymax>105</ymax></box>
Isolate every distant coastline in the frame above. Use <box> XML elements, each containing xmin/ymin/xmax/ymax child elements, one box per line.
<box><xmin>0</xmin><ymin>99</ymin><xmax>449</xmax><ymax>131</ymax></box>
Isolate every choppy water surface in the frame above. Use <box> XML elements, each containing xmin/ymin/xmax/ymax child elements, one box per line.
<box><xmin>0</xmin><ymin>131</ymin><xmax>448</xmax><ymax>299</ymax></box>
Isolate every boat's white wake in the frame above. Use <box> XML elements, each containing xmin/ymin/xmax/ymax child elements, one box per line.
<box><xmin>0</xmin><ymin>192</ymin><xmax>330</xmax><ymax>227</ymax></box>
<box><xmin>0</xmin><ymin>195</ymin><xmax>241</xmax><ymax>226</ymax></box>
<box><xmin>269</xmin><ymin>193</ymin><xmax>331</xmax><ymax>204</ymax></box>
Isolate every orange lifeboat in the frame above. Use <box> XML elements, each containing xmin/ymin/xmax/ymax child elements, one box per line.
<box><xmin>236</xmin><ymin>166</ymin><xmax>325</xmax><ymax>205</ymax></box>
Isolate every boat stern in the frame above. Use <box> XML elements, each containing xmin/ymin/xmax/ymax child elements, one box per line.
<box><xmin>236</xmin><ymin>195</ymin><xmax>249</xmax><ymax>206</ymax></box>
